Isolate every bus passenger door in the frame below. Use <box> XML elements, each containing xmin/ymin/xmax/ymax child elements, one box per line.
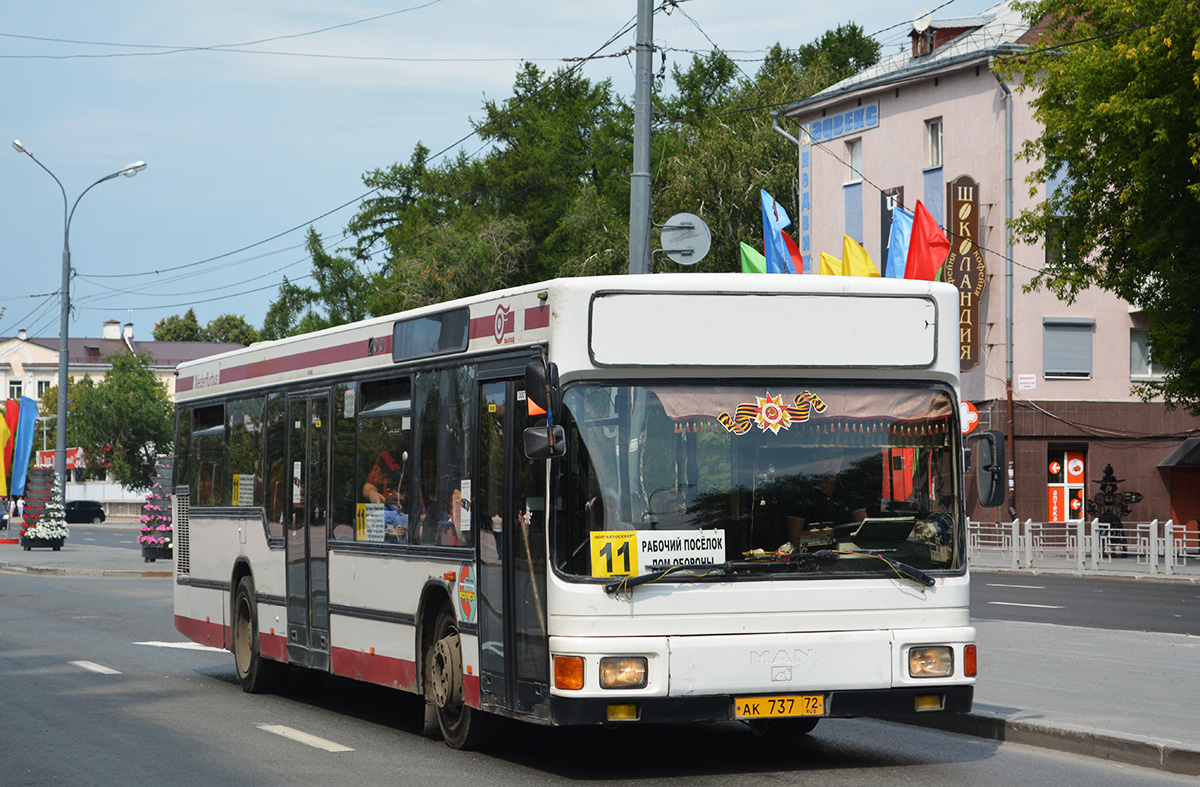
<box><xmin>476</xmin><ymin>376</ymin><xmax>550</xmax><ymax>720</ymax></box>
<box><xmin>286</xmin><ymin>392</ymin><xmax>331</xmax><ymax>671</ymax></box>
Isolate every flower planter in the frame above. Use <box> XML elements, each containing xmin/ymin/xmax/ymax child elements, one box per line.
<box><xmin>142</xmin><ymin>544</ymin><xmax>173</xmax><ymax>563</ymax></box>
<box><xmin>21</xmin><ymin>535</ymin><xmax>64</xmax><ymax>551</ymax></box>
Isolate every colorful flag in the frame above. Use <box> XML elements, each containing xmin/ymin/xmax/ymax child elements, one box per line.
<box><xmin>740</xmin><ymin>242</ymin><xmax>766</xmax><ymax>274</ymax></box>
<box><xmin>4</xmin><ymin>399</ymin><xmax>17</xmax><ymax>478</ymax></box>
<box><xmin>842</xmin><ymin>236</ymin><xmax>880</xmax><ymax>277</ymax></box>
<box><xmin>885</xmin><ymin>206</ymin><xmax>914</xmax><ymax>279</ymax></box>
<box><xmin>0</xmin><ymin>417</ymin><xmax>9</xmax><ymax>497</ymax></box>
<box><xmin>781</xmin><ymin>231</ymin><xmax>804</xmax><ymax>273</ymax></box>
<box><xmin>760</xmin><ymin>190</ymin><xmax>795</xmax><ymax>274</ymax></box>
<box><xmin>10</xmin><ymin>396</ymin><xmax>38</xmax><ymax>497</ymax></box>
<box><xmin>905</xmin><ymin>200</ymin><xmax>951</xmax><ymax>281</ymax></box>
<box><xmin>818</xmin><ymin>252</ymin><xmax>842</xmax><ymax>276</ymax></box>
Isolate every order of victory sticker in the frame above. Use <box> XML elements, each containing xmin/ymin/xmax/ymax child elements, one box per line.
<box><xmin>590</xmin><ymin>530</ymin><xmax>726</xmax><ymax>578</ymax></box>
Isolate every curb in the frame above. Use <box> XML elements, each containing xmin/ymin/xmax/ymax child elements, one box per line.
<box><xmin>895</xmin><ymin>711</ymin><xmax>1200</xmax><ymax>776</ymax></box>
<box><xmin>0</xmin><ymin>562</ymin><xmax>172</xmax><ymax>579</ymax></box>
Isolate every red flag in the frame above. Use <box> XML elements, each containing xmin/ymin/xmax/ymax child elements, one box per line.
<box><xmin>904</xmin><ymin>200</ymin><xmax>950</xmax><ymax>281</ymax></box>
<box><xmin>4</xmin><ymin>399</ymin><xmax>18</xmax><ymax>477</ymax></box>
<box><xmin>781</xmin><ymin>230</ymin><xmax>804</xmax><ymax>274</ymax></box>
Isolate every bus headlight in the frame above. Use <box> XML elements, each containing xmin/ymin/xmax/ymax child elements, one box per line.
<box><xmin>908</xmin><ymin>646</ymin><xmax>953</xmax><ymax>678</ymax></box>
<box><xmin>599</xmin><ymin>656</ymin><xmax>647</xmax><ymax>689</ymax></box>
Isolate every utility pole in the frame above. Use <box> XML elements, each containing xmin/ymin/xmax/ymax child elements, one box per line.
<box><xmin>627</xmin><ymin>0</ymin><xmax>653</xmax><ymax>275</ymax></box>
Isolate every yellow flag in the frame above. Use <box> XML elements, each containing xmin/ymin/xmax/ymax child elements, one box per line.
<box><xmin>819</xmin><ymin>251</ymin><xmax>842</xmax><ymax>276</ymax></box>
<box><xmin>842</xmin><ymin>235</ymin><xmax>881</xmax><ymax>277</ymax></box>
<box><xmin>0</xmin><ymin>417</ymin><xmax>9</xmax><ymax>497</ymax></box>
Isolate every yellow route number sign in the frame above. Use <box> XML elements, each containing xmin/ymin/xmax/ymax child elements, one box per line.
<box><xmin>590</xmin><ymin>531</ymin><xmax>638</xmax><ymax>578</ymax></box>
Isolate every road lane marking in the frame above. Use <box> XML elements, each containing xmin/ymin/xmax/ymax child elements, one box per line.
<box><xmin>984</xmin><ymin>583</ymin><xmax>1046</xmax><ymax>589</ymax></box>
<box><xmin>70</xmin><ymin>661</ymin><xmax>121</xmax><ymax>675</ymax></box>
<box><xmin>134</xmin><ymin>641</ymin><xmax>227</xmax><ymax>653</ymax></box>
<box><xmin>987</xmin><ymin>601</ymin><xmax>1065</xmax><ymax>609</ymax></box>
<box><xmin>256</xmin><ymin>724</ymin><xmax>353</xmax><ymax>752</ymax></box>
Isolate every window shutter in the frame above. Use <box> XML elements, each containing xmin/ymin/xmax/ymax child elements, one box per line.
<box><xmin>1043</xmin><ymin>320</ymin><xmax>1093</xmax><ymax>376</ymax></box>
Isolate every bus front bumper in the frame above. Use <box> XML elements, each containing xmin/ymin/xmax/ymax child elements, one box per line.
<box><xmin>547</xmin><ymin>685</ymin><xmax>974</xmax><ymax>726</ymax></box>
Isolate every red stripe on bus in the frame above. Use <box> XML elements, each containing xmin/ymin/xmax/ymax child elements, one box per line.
<box><xmin>220</xmin><ymin>340</ymin><xmax>375</xmax><ymax>384</ymax></box>
<box><xmin>176</xmin><ymin>376</ymin><xmax>194</xmax><ymax>392</ymax></box>
<box><xmin>524</xmin><ymin>305</ymin><xmax>550</xmax><ymax>329</ymax></box>
<box><xmin>175</xmin><ymin>614</ymin><xmax>229</xmax><ymax>650</ymax></box>
<box><xmin>259</xmin><ymin>631</ymin><xmax>288</xmax><ymax>663</ymax></box>
<box><xmin>464</xmin><ymin>673</ymin><xmax>481</xmax><ymax>708</ymax></box>
<box><xmin>331</xmin><ymin>647</ymin><xmax>418</xmax><ymax>692</ymax></box>
<box><xmin>468</xmin><ymin>315</ymin><xmax>494</xmax><ymax>340</ymax></box>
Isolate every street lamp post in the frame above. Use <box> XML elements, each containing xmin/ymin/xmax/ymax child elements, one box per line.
<box><xmin>11</xmin><ymin>140</ymin><xmax>146</xmax><ymax>495</ymax></box>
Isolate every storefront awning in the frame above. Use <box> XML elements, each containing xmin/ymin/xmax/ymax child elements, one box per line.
<box><xmin>1158</xmin><ymin>437</ymin><xmax>1200</xmax><ymax>468</ymax></box>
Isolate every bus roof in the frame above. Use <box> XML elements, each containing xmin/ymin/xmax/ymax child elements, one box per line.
<box><xmin>175</xmin><ymin>274</ymin><xmax>958</xmax><ymax>402</ymax></box>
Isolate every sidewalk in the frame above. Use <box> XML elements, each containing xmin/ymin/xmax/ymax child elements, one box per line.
<box><xmin>0</xmin><ymin>521</ymin><xmax>171</xmax><ymax>577</ymax></box>
<box><xmin>0</xmin><ymin>530</ymin><xmax>1196</xmax><ymax>776</ymax></box>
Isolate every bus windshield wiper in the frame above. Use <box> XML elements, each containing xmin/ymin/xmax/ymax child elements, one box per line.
<box><xmin>603</xmin><ymin>563</ymin><xmax>732</xmax><ymax>595</ymax></box>
<box><xmin>603</xmin><ymin>555</ymin><xmax>821</xmax><ymax>595</ymax></box>
<box><xmin>810</xmin><ymin>549</ymin><xmax>935</xmax><ymax>588</ymax></box>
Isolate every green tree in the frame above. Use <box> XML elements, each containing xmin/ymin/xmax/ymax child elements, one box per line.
<box><xmin>153</xmin><ymin>308</ymin><xmax>203</xmax><ymax>341</ymax></box>
<box><xmin>260</xmin><ymin>228</ymin><xmax>370</xmax><ymax>341</ymax></box>
<box><xmin>260</xmin><ymin>25</ymin><xmax>880</xmax><ymax>335</ymax></box>
<box><xmin>797</xmin><ymin>23</ymin><xmax>882</xmax><ymax>83</ymax></box>
<box><xmin>204</xmin><ymin>314</ymin><xmax>260</xmax><ymax>345</ymax></box>
<box><xmin>651</xmin><ymin>41</ymin><xmax>873</xmax><ymax>273</ymax></box>
<box><xmin>36</xmin><ymin>377</ymin><xmax>103</xmax><ymax>480</ymax></box>
<box><xmin>72</xmin><ymin>353</ymin><xmax>173</xmax><ymax>491</ymax></box>
<box><xmin>998</xmin><ymin>1</ymin><xmax>1200</xmax><ymax>412</ymax></box>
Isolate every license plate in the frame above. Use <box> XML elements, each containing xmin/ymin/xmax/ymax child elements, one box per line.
<box><xmin>734</xmin><ymin>694</ymin><xmax>825</xmax><ymax>718</ymax></box>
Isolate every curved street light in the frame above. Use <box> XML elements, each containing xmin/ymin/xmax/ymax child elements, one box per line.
<box><xmin>11</xmin><ymin>140</ymin><xmax>146</xmax><ymax>495</ymax></box>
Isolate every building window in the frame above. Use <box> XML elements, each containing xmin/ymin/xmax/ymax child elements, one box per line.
<box><xmin>1130</xmin><ymin>329</ymin><xmax>1165</xmax><ymax>378</ymax></box>
<box><xmin>1043</xmin><ymin>318</ymin><xmax>1093</xmax><ymax>378</ymax></box>
<box><xmin>845</xmin><ymin>138</ymin><xmax>862</xmax><ymax>184</ymax></box>
<box><xmin>926</xmin><ymin>118</ymin><xmax>943</xmax><ymax>169</ymax></box>
<box><xmin>37</xmin><ymin>380</ymin><xmax>51</xmax><ymax>398</ymax></box>
<box><xmin>8</xmin><ymin>380</ymin><xmax>22</xmax><ymax>400</ymax></box>
<box><xmin>1047</xmin><ymin>449</ymin><xmax>1086</xmax><ymax>522</ymax></box>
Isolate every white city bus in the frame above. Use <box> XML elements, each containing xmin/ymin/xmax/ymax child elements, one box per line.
<box><xmin>172</xmin><ymin>273</ymin><xmax>1003</xmax><ymax>749</ymax></box>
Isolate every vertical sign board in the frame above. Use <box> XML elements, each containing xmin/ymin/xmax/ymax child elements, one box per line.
<box><xmin>942</xmin><ymin>175</ymin><xmax>987</xmax><ymax>372</ymax></box>
<box><xmin>1047</xmin><ymin>450</ymin><xmax>1086</xmax><ymax>522</ymax></box>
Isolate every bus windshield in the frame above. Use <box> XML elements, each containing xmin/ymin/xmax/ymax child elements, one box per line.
<box><xmin>555</xmin><ymin>383</ymin><xmax>963</xmax><ymax>580</ymax></box>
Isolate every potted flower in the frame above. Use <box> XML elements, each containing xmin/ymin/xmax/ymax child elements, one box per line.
<box><xmin>20</xmin><ymin>475</ymin><xmax>68</xmax><ymax>551</ymax></box>
<box><xmin>139</xmin><ymin>480</ymin><xmax>173</xmax><ymax>563</ymax></box>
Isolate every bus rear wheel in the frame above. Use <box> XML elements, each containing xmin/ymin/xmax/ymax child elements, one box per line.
<box><xmin>426</xmin><ymin>605</ymin><xmax>492</xmax><ymax>749</ymax></box>
<box><xmin>233</xmin><ymin>576</ymin><xmax>284</xmax><ymax>694</ymax></box>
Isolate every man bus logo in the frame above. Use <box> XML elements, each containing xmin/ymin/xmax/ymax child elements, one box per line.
<box><xmin>493</xmin><ymin>304</ymin><xmax>515</xmax><ymax>344</ymax></box>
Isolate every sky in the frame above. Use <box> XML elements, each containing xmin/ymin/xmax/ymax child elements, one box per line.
<box><xmin>1</xmin><ymin>0</ymin><xmax>1003</xmax><ymax>341</ymax></box>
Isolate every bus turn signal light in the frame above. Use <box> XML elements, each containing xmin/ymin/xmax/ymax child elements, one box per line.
<box><xmin>964</xmin><ymin>644</ymin><xmax>977</xmax><ymax>677</ymax></box>
<box><xmin>554</xmin><ymin>655</ymin><xmax>584</xmax><ymax>690</ymax></box>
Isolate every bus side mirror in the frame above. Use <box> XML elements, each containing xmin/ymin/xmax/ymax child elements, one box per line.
<box><xmin>524</xmin><ymin>424</ymin><xmax>566</xmax><ymax>459</ymax></box>
<box><xmin>973</xmin><ymin>429</ymin><xmax>1006</xmax><ymax>508</ymax></box>
<box><xmin>525</xmin><ymin>359</ymin><xmax>560</xmax><ymax>416</ymax></box>
<box><xmin>525</xmin><ymin>357</ymin><xmax>563</xmax><ymax>459</ymax></box>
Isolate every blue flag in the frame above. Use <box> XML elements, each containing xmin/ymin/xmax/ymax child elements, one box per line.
<box><xmin>885</xmin><ymin>206</ymin><xmax>914</xmax><ymax>279</ymax></box>
<box><xmin>10</xmin><ymin>396</ymin><xmax>39</xmax><ymax>496</ymax></box>
<box><xmin>760</xmin><ymin>190</ymin><xmax>795</xmax><ymax>274</ymax></box>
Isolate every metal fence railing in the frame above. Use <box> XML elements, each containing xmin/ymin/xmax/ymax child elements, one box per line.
<box><xmin>967</xmin><ymin>518</ymin><xmax>1200</xmax><ymax>577</ymax></box>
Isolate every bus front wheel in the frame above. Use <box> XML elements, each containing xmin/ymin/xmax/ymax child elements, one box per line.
<box><xmin>233</xmin><ymin>576</ymin><xmax>284</xmax><ymax>694</ymax></box>
<box><xmin>426</xmin><ymin>605</ymin><xmax>492</xmax><ymax>749</ymax></box>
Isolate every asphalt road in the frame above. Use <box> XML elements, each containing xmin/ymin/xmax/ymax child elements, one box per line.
<box><xmin>1</xmin><ymin>571</ymin><xmax>1196</xmax><ymax>785</ymax></box>
<box><xmin>971</xmin><ymin>572</ymin><xmax>1199</xmax><ymax>635</ymax></box>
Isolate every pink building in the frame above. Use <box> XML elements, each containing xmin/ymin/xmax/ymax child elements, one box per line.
<box><xmin>775</xmin><ymin>2</ymin><xmax>1200</xmax><ymax>535</ymax></box>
